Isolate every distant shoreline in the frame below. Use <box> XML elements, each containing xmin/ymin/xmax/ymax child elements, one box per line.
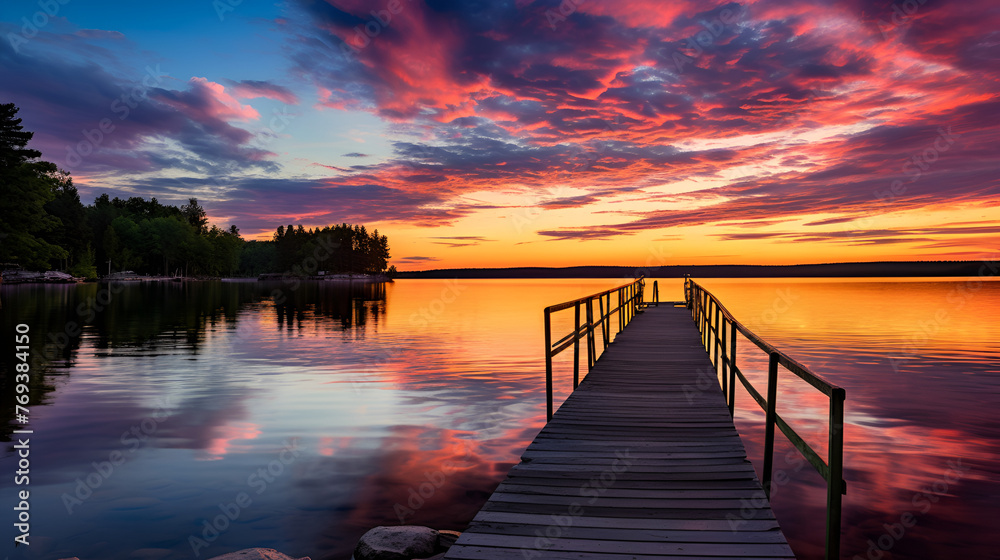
<box><xmin>396</xmin><ymin>261</ymin><xmax>998</xmax><ymax>279</ymax></box>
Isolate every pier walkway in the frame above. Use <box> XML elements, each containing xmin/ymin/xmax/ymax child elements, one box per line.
<box><xmin>446</xmin><ymin>304</ymin><xmax>795</xmax><ymax>559</ymax></box>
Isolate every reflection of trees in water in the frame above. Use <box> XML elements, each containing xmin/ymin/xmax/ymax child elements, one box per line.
<box><xmin>1</xmin><ymin>283</ymin><xmax>81</xmax><ymax>443</ymax></box>
<box><xmin>272</xmin><ymin>280</ymin><xmax>387</xmax><ymax>331</ymax></box>
<box><xmin>0</xmin><ymin>280</ymin><xmax>388</xmax><ymax>442</ymax></box>
<box><xmin>89</xmin><ymin>281</ymin><xmax>251</xmax><ymax>350</ymax></box>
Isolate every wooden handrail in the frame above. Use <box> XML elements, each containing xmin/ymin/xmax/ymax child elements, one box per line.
<box><xmin>543</xmin><ymin>277</ymin><xmax>645</xmax><ymax>421</ymax></box>
<box><xmin>685</xmin><ymin>277</ymin><xmax>846</xmax><ymax>560</ymax></box>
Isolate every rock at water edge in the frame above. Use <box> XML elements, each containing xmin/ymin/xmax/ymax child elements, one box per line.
<box><xmin>205</xmin><ymin>548</ymin><xmax>310</xmax><ymax>560</ymax></box>
<box><xmin>354</xmin><ymin>526</ymin><xmax>439</xmax><ymax>560</ymax></box>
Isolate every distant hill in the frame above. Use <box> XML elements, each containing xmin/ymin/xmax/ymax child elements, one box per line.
<box><xmin>396</xmin><ymin>261</ymin><xmax>998</xmax><ymax>279</ymax></box>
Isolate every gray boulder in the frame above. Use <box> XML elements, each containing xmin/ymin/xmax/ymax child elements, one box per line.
<box><xmin>436</xmin><ymin>530</ymin><xmax>461</xmax><ymax>551</ymax></box>
<box><xmin>354</xmin><ymin>526</ymin><xmax>439</xmax><ymax>560</ymax></box>
<box><xmin>205</xmin><ymin>548</ymin><xmax>309</xmax><ymax>560</ymax></box>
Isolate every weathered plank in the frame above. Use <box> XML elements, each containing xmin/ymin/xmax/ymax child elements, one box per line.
<box><xmin>445</xmin><ymin>305</ymin><xmax>793</xmax><ymax>559</ymax></box>
<box><xmin>462</xmin><ymin>523</ymin><xmax>789</xmax><ymax>543</ymax></box>
<box><xmin>468</xmin><ymin>511</ymin><xmax>782</xmax><ymax>531</ymax></box>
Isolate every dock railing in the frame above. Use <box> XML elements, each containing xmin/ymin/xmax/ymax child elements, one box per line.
<box><xmin>543</xmin><ymin>277</ymin><xmax>646</xmax><ymax>421</ymax></box>
<box><xmin>685</xmin><ymin>277</ymin><xmax>846</xmax><ymax>560</ymax></box>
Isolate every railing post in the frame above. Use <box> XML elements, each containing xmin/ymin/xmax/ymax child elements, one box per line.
<box><xmin>586</xmin><ymin>299</ymin><xmax>596</xmax><ymax>370</ymax></box>
<box><xmin>705</xmin><ymin>294</ymin><xmax>712</xmax><ymax>350</ymax></box>
<box><xmin>693</xmin><ymin>284</ymin><xmax>698</xmax><ymax>327</ymax></box>
<box><xmin>713</xmin><ymin>302</ymin><xmax>721</xmax><ymax>374</ymax></box>
<box><xmin>691</xmin><ymin>283</ymin><xmax>697</xmax><ymax>322</ymax></box>
<box><xmin>622</xmin><ymin>287</ymin><xmax>627</xmax><ymax>327</ymax></box>
<box><xmin>606</xmin><ymin>293</ymin><xmax>612</xmax><ymax>342</ymax></box>
<box><xmin>707</xmin><ymin>297</ymin><xmax>713</xmax><ymax>359</ymax></box>
<box><xmin>616</xmin><ymin>288</ymin><xmax>625</xmax><ymax>334</ymax></box>
<box><xmin>728</xmin><ymin>320</ymin><xmax>737</xmax><ymax>416</ymax></box>
<box><xmin>827</xmin><ymin>388</ymin><xmax>846</xmax><ymax>560</ymax></box>
<box><xmin>599</xmin><ymin>294</ymin><xmax>608</xmax><ymax>350</ymax></box>
<box><xmin>625</xmin><ymin>284</ymin><xmax>635</xmax><ymax>327</ymax></box>
<box><xmin>628</xmin><ymin>283</ymin><xmax>634</xmax><ymax>321</ymax></box>
<box><xmin>631</xmin><ymin>282</ymin><xmax>635</xmax><ymax>318</ymax></box>
<box><xmin>544</xmin><ymin>308</ymin><xmax>553</xmax><ymax>421</ymax></box>
<box><xmin>692</xmin><ymin>286</ymin><xmax>697</xmax><ymax>322</ymax></box>
<box><xmin>698</xmin><ymin>290</ymin><xmax>705</xmax><ymax>336</ymax></box>
<box><xmin>698</xmin><ymin>290</ymin><xmax>705</xmax><ymax>344</ymax></box>
<box><xmin>700</xmin><ymin>292</ymin><xmax>706</xmax><ymax>346</ymax></box>
<box><xmin>705</xmin><ymin>296</ymin><xmax>713</xmax><ymax>351</ymax></box>
<box><xmin>626</xmin><ymin>287</ymin><xmax>630</xmax><ymax>329</ymax></box>
<box><xmin>602</xmin><ymin>293</ymin><xmax>607</xmax><ymax>343</ymax></box>
<box><xmin>763</xmin><ymin>352</ymin><xmax>779</xmax><ymax>498</ymax></box>
<box><xmin>700</xmin><ymin>288</ymin><xmax>706</xmax><ymax>339</ymax></box>
<box><xmin>633</xmin><ymin>282</ymin><xmax>638</xmax><ymax>315</ymax></box>
<box><xmin>625</xmin><ymin>284</ymin><xmax>630</xmax><ymax>325</ymax></box>
<box><xmin>573</xmin><ymin>301</ymin><xmax>581</xmax><ymax>390</ymax></box>
<box><xmin>721</xmin><ymin>318</ymin><xmax>728</xmax><ymax>395</ymax></box>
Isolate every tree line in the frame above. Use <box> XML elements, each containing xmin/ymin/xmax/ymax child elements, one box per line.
<box><xmin>0</xmin><ymin>103</ymin><xmax>392</xmax><ymax>279</ymax></box>
<box><xmin>242</xmin><ymin>223</ymin><xmax>391</xmax><ymax>277</ymax></box>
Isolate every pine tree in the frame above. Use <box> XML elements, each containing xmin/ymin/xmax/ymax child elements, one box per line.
<box><xmin>0</xmin><ymin>104</ymin><xmax>69</xmax><ymax>269</ymax></box>
<box><xmin>0</xmin><ymin>103</ymin><xmax>41</xmax><ymax>168</ymax></box>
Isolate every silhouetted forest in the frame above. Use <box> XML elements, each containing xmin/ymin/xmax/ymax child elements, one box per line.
<box><xmin>0</xmin><ymin>103</ymin><xmax>391</xmax><ymax>278</ymax></box>
<box><xmin>242</xmin><ymin>223</ymin><xmax>391</xmax><ymax>276</ymax></box>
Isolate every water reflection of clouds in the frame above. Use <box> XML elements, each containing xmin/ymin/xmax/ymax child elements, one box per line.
<box><xmin>289</xmin><ymin>424</ymin><xmax>512</xmax><ymax>559</ymax></box>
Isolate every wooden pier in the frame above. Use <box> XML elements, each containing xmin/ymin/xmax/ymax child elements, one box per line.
<box><xmin>446</xmin><ymin>279</ymin><xmax>845</xmax><ymax>559</ymax></box>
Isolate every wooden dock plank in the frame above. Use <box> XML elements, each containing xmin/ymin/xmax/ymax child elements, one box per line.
<box><xmin>468</xmin><ymin>512</ymin><xmax>783</xmax><ymax>532</ymax></box>
<box><xmin>462</xmin><ymin>522</ymin><xmax>789</xmax><ymax>543</ymax></box>
<box><xmin>493</xmin><ymin>484</ymin><xmax>765</xmax><ymax>499</ymax></box>
<box><xmin>453</xmin><ymin>534</ymin><xmax>794</xmax><ymax>556</ymax></box>
<box><xmin>447</xmin><ymin>547</ymin><xmax>790</xmax><ymax>560</ymax></box>
<box><xmin>445</xmin><ymin>305</ymin><xmax>791</xmax><ymax>559</ymax></box>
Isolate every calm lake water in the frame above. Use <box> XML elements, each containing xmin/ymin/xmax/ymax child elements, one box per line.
<box><xmin>1</xmin><ymin>278</ymin><xmax>998</xmax><ymax>560</ymax></box>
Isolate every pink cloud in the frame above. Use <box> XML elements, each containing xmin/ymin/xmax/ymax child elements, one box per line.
<box><xmin>192</xmin><ymin>77</ymin><xmax>259</xmax><ymax>121</ymax></box>
<box><xmin>232</xmin><ymin>79</ymin><xmax>300</xmax><ymax>105</ymax></box>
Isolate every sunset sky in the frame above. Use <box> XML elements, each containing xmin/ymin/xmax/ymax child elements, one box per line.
<box><xmin>1</xmin><ymin>0</ymin><xmax>998</xmax><ymax>269</ymax></box>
